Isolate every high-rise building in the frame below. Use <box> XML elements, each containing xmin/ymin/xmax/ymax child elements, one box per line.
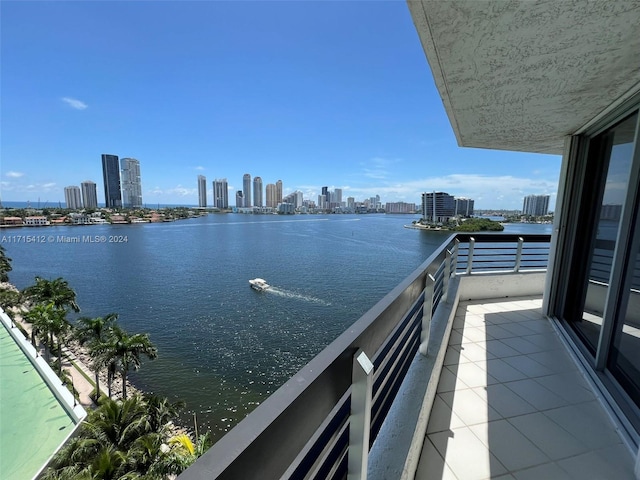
<box><xmin>386</xmin><ymin>202</ymin><xmax>417</xmax><ymax>214</ymax></box>
<box><xmin>421</xmin><ymin>191</ymin><xmax>455</xmax><ymax>222</ymax></box>
<box><xmin>120</xmin><ymin>158</ymin><xmax>142</xmax><ymax>208</ymax></box>
<box><xmin>334</xmin><ymin>188</ymin><xmax>343</xmax><ymax>206</ymax></box>
<box><xmin>213</xmin><ymin>178</ymin><xmax>229</xmax><ymax>209</ymax></box>
<box><xmin>266</xmin><ymin>184</ymin><xmax>277</xmax><ymax>208</ymax></box>
<box><xmin>454</xmin><ymin>197</ymin><xmax>475</xmax><ymax>217</ymax></box>
<box><xmin>198</xmin><ymin>175</ymin><xmax>207</xmax><ymax>208</ymax></box>
<box><xmin>80</xmin><ymin>181</ymin><xmax>98</xmax><ymax>209</ymax></box>
<box><xmin>253</xmin><ymin>176</ymin><xmax>263</xmax><ymax>207</ymax></box>
<box><xmin>275</xmin><ymin>180</ymin><xmax>283</xmax><ymax>204</ymax></box>
<box><xmin>243</xmin><ymin>174</ymin><xmax>252</xmax><ymax>207</ymax></box>
<box><xmin>64</xmin><ymin>186</ymin><xmax>82</xmax><ymax>210</ymax></box>
<box><xmin>236</xmin><ymin>190</ymin><xmax>244</xmax><ymax>209</ymax></box>
<box><xmin>321</xmin><ymin>186</ymin><xmax>329</xmax><ymax>206</ymax></box>
<box><xmin>101</xmin><ymin>154</ymin><xmax>122</xmax><ymax>208</ymax></box>
<box><xmin>522</xmin><ymin>194</ymin><xmax>550</xmax><ymax>216</ymax></box>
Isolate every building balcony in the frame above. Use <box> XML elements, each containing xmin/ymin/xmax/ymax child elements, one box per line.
<box><xmin>179</xmin><ymin>233</ymin><xmax>638</xmax><ymax>480</ymax></box>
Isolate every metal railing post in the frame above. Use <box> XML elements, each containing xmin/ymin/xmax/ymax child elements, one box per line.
<box><xmin>443</xmin><ymin>249</ymin><xmax>451</xmax><ymax>301</ymax></box>
<box><xmin>419</xmin><ymin>273</ymin><xmax>435</xmax><ymax>356</ymax></box>
<box><xmin>348</xmin><ymin>350</ymin><xmax>374</xmax><ymax>480</ymax></box>
<box><xmin>514</xmin><ymin>236</ymin><xmax>524</xmax><ymax>272</ymax></box>
<box><xmin>453</xmin><ymin>238</ymin><xmax>460</xmax><ymax>274</ymax></box>
<box><xmin>466</xmin><ymin>237</ymin><xmax>475</xmax><ymax>274</ymax></box>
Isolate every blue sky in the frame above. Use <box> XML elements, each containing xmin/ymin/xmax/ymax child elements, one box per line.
<box><xmin>1</xmin><ymin>1</ymin><xmax>560</xmax><ymax>210</ymax></box>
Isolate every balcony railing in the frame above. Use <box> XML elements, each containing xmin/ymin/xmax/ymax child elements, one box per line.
<box><xmin>179</xmin><ymin>233</ymin><xmax>552</xmax><ymax>480</ymax></box>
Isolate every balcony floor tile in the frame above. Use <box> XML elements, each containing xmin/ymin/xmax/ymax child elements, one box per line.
<box><xmin>415</xmin><ymin>296</ymin><xmax>635</xmax><ymax>480</ymax></box>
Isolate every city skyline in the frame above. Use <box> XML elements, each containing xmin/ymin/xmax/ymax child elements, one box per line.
<box><xmin>1</xmin><ymin>2</ymin><xmax>560</xmax><ymax>210</ymax></box>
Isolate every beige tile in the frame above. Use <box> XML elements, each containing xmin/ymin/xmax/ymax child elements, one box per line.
<box><xmin>470</xmin><ymin>419</ymin><xmax>549</xmax><ymax>471</ymax></box>
<box><xmin>507</xmin><ymin>412</ymin><xmax>590</xmax><ymax>460</ymax></box>
<box><xmin>415</xmin><ymin>437</ymin><xmax>458</xmax><ymax>480</ymax></box>
<box><xmin>472</xmin><ymin>384</ymin><xmax>537</xmax><ymax>419</ymax></box>
<box><xmin>447</xmin><ymin>361</ymin><xmax>498</xmax><ymax>388</ymax></box>
<box><xmin>484</xmin><ymin>339</ymin><xmax>522</xmax><ymax>358</ymax></box>
<box><xmin>461</xmin><ymin>325</ymin><xmax>490</xmax><ymax>343</ymax></box>
<box><xmin>543</xmin><ymin>402</ymin><xmax>624</xmax><ymax>450</ymax></box>
<box><xmin>555</xmin><ymin>444</ymin><xmax>636</xmax><ymax>480</ymax></box>
<box><xmin>484</xmin><ymin>358</ymin><xmax>528</xmax><ymax>383</ymax></box>
<box><xmin>533</xmin><ymin>373</ymin><xmax>595</xmax><ymax>404</ymax></box>
<box><xmin>439</xmin><ymin>388</ymin><xmax>501</xmax><ymax>426</ymax></box>
<box><xmin>427</xmin><ymin>394</ymin><xmax>466</xmax><ymax>434</ymax></box>
<box><xmin>498</xmin><ymin>336</ymin><xmax>544</xmax><ymax>355</ymax></box>
<box><xmin>503</xmin><ymin>378</ymin><xmax>568</xmax><ymax>411</ymax></box>
<box><xmin>437</xmin><ymin>366</ymin><xmax>468</xmax><ymax>393</ymax></box>
<box><xmin>458</xmin><ymin>342</ymin><xmax>493</xmax><ymax>363</ymax></box>
<box><xmin>513</xmin><ymin>462</ymin><xmax>573</xmax><ymax>480</ymax></box>
<box><xmin>430</xmin><ymin>426</ymin><xmax>508</xmax><ymax>480</ymax></box>
<box><xmin>502</xmin><ymin>355</ymin><xmax>554</xmax><ymax>378</ymax></box>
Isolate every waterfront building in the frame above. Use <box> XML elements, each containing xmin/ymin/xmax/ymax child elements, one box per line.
<box><xmin>198</xmin><ymin>175</ymin><xmax>207</xmax><ymax>208</ymax></box>
<box><xmin>235</xmin><ymin>190</ymin><xmax>244</xmax><ymax>209</ymax></box>
<box><xmin>385</xmin><ymin>202</ymin><xmax>416</xmax><ymax>214</ymax></box>
<box><xmin>63</xmin><ymin>186</ymin><xmax>82</xmax><ymax>210</ymax></box>
<box><xmin>120</xmin><ymin>158</ymin><xmax>142</xmax><ymax>208</ymax></box>
<box><xmin>80</xmin><ymin>180</ymin><xmax>98</xmax><ymax>209</ymax></box>
<box><xmin>275</xmin><ymin>180</ymin><xmax>283</xmax><ymax>205</ymax></box>
<box><xmin>213</xmin><ymin>178</ymin><xmax>228</xmax><ymax>209</ymax></box>
<box><xmin>454</xmin><ymin>197</ymin><xmax>474</xmax><ymax>217</ymax></box>
<box><xmin>243</xmin><ymin>174</ymin><xmax>252</xmax><ymax>207</ymax></box>
<box><xmin>24</xmin><ymin>216</ymin><xmax>49</xmax><ymax>226</ymax></box>
<box><xmin>347</xmin><ymin>197</ymin><xmax>355</xmax><ymax>209</ymax></box>
<box><xmin>421</xmin><ymin>191</ymin><xmax>455</xmax><ymax>222</ymax></box>
<box><xmin>282</xmin><ymin>191</ymin><xmax>303</xmax><ymax>209</ymax></box>
<box><xmin>101</xmin><ymin>154</ymin><xmax>122</xmax><ymax>208</ymax></box>
<box><xmin>277</xmin><ymin>202</ymin><xmax>294</xmax><ymax>214</ymax></box>
<box><xmin>253</xmin><ymin>176</ymin><xmax>263</xmax><ymax>207</ymax></box>
<box><xmin>266</xmin><ymin>183</ymin><xmax>277</xmax><ymax>208</ymax></box>
<box><xmin>522</xmin><ymin>194</ymin><xmax>549</xmax><ymax>216</ymax></box>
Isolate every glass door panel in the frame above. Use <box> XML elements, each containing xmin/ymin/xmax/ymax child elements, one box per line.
<box><xmin>570</xmin><ymin>113</ymin><xmax>637</xmax><ymax>354</ymax></box>
<box><xmin>608</xmin><ymin>184</ymin><xmax>640</xmax><ymax>411</ymax></box>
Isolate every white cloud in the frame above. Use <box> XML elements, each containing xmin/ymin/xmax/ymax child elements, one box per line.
<box><xmin>146</xmin><ymin>185</ymin><xmax>197</xmax><ymax>197</ymax></box>
<box><xmin>5</xmin><ymin>171</ymin><xmax>24</xmax><ymax>178</ymax></box>
<box><xmin>61</xmin><ymin>97</ymin><xmax>88</xmax><ymax>110</ymax></box>
<box><xmin>195</xmin><ymin>166</ymin><xmax>205</xmax><ymax>171</ymax></box>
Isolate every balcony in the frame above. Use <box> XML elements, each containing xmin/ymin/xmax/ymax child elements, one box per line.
<box><xmin>179</xmin><ymin>233</ymin><xmax>638</xmax><ymax>480</ymax></box>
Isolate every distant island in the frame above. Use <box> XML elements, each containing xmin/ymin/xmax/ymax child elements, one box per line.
<box><xmin>407</xmin><ymin>217</ymin><xmax>504</xmax><ymax>232</ymax></box>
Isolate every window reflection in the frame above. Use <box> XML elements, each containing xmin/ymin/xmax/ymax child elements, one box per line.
<box><xmin>574</xmin><ymin>113</ymin><xmax>637</xmax><ymax>353</ymax></box>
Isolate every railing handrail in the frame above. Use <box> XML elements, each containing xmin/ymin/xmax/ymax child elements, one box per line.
<box><xmin>179</xmin><ymin>233</ymin><xmax>551</xmax><ymax>480</ymax></box>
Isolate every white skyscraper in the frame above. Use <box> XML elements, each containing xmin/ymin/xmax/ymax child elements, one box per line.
<box><xmin>243</xmin><ymin>174</ymin><xmax>252</xmax><ymax>207</ymax></box>
<box><xmin>81</xmin><ymin>181</ymin><xmax>98</xmax><ymax>209</ymax></box>
<box><xmin>198</xmin><ymin>175</ymin><xmax>207</xmax><ymax>208</ymax></box>
<box><xmin>64</xmin><ymin>186</ymin><xmax>82</xmax><ymax>210</ymax></box>
<box><xmin>213</xmin><ymin>178</ymin><xmax>229</xmax><ymax>209</ymax></box>
<box><xmin>253</xmin><ymin>176</ymin><xmax>263</xmax><ymax>207</ymax></box>
<box><xmin>120</xmin><ymin>158</ymin><xmax>142</xmax><ymax>208</ymax></box>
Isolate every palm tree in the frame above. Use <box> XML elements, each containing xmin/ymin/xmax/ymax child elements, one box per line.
<box><xmin>0</xmin><ymin>245</ymin><xmax>12</xmax><ymax>282</ymax></box>
<box><xmin>94</xmin><ymin>325</ymin><xmax>158</xmax><ymax>399</ymax></box>
<box><xmin>74</xmin><ymin>313</ymin><xmax>118</xmax><ymax>399</ymax></box>
<box><xmin>24</xmin><ymin>303</ymin><xmax>70</xmax><ymax>372</ymax></box>
<box><xmin>23</xmin><ymin>276</ymin><xmax>80</xmax><ymax>313</ymax></box>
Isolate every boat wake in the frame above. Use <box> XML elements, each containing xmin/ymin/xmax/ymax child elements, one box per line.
<box><xmin>266</xmin><ymin>287</ymin><xmax>331</xmax><ymax>306</ymax></box>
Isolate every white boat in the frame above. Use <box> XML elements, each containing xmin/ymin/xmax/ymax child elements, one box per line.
<box><xmin>249</xmin><ymin>278</ymin><xmax>270</xmax><ymax>291</ymax></box>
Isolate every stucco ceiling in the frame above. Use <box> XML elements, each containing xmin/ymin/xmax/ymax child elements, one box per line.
<box><xmin>407</xmin><ymin>0</ymin><xmax>640</xmax><ymax>154</ymax></box>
